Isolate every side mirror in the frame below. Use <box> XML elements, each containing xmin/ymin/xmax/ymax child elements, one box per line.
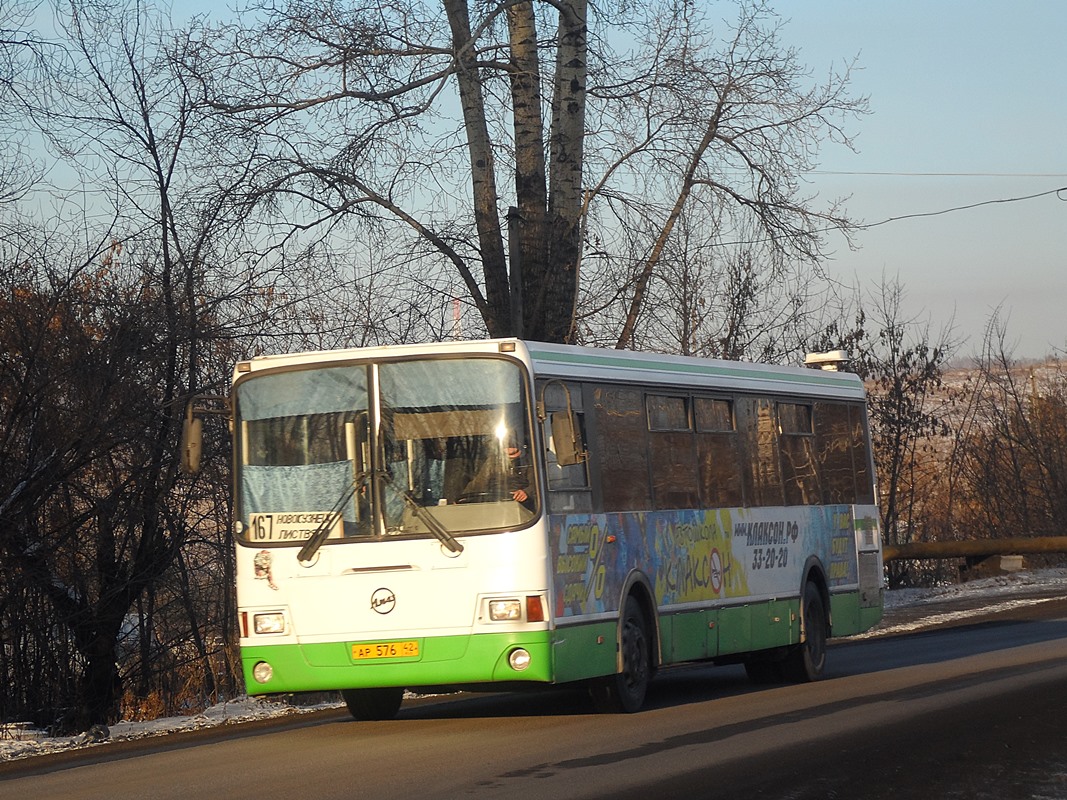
<box><xmin>179</xmin><ymin>394</ymin><xmax>230</xmax><ymax>473</ymax></box>
<box><xmin>551</xmin><ymin>411</ymin><xmax>586</xmax><ymax>467</ymax></box>
<box><xmin>181</xmin><ymin>412</ymin><xmax>203</xmax><ymax>474</ymax></box>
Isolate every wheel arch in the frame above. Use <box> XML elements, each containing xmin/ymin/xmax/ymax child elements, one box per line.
<box><xmin>799</xmin><ymin>556</ymin><xmax>832</xmax><ymax>638</ymax></box>
<box><xmin>615</xmin><ymin>569</ymin><xmax>660</xmax><ymax>671</ymax></box>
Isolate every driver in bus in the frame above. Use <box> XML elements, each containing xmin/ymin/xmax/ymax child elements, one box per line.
<box><xmin>462</xmin><ymin>436</ymin><xmax>532</xmax><ymax>508</ymax></box>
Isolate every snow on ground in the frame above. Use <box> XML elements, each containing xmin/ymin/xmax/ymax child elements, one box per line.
<box><xmin>883</xmin><ymin>567</ymin><xmax>1067</xmax><ymax>610</ymax></box>
<box><xmin>855</xmin><ymin>566</ymin><xmax>1067</xmax><ymax>638</ymax></box>
<box><xmin>0</xmin><ymin>695</ymin><xmax>344</xmax><ymax>763</ymax></box>
<box><xmin>3</xmin><ymin>568</ymin><xmax>1065</xmax><ymax>764</ymax></box>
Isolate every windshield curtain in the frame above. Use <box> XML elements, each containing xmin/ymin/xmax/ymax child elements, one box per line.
<box><xmin>234</xmin><ymin>356</ymin><xmax>537</xmax><ymax>546</ymax></box>
<box><xmin>236</xmin><ymin>365</ymin><xmax>371</xmax><ymax>542</ymax></box>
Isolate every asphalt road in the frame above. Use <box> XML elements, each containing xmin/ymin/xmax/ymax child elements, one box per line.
<box><xmin>6</xmin><ymin>598</ymin><xmax>1067</xmax><ymax>800</ymax></box>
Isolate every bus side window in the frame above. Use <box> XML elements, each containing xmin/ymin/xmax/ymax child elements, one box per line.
<box><xmin>736</xmin><ymin>396</ymin><xmax>784</xmax><ymax>507</ymax></box>
<box><xmin>592</xmin><ymin>386</ymin><xmax>652</xmax><ymax>512</ymax></box>
<box><xmin>779</xmin><ymin>402</ymin><xmax>820</xmax><ymax>505</ymax></box>
<box><xmin>541</xmin><ymin>381</ymin><xmax>592</xmax><ymax>513</ymax></box>
<box><xmin>695</xmin><ymin>397</ymin><xmax>744</xmax><ymax>508</ymax></box>
<box><xmin>647</xmin><ymin>394</ymin><xmax>699</xmax><ymax>510</ymax></box>
<box><xmin>815</xmin><ymin>402</ymin><xmax>855</xmax><ymax>504</ymax></box>
<box><xmin>850</xmin><ymin>404</ymin><xmax>876</xmax><ymax>505</ymax></box>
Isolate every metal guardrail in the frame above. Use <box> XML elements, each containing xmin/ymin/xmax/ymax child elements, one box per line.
<box><xmin>883</xmin><ymin>536</ymin><xmax>1067</xmax><ymax>563</ymax></box>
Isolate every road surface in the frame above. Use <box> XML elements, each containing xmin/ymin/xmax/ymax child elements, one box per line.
<box><xmin>5</xmin><ymin>597</ymin><xmax>1067</xmax><ymax>799</ymax></box>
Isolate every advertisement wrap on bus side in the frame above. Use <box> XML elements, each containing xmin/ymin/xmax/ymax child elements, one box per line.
<box><xmin>549</xmin><ymin>506</ymin><xmax>870</xmax><ymax>618</ymax></box>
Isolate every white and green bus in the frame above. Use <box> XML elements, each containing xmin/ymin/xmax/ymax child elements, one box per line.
<box><xmin>187</xmin><ymin>339</ymin><xmax>883</xmax><ymax>719</ymax></box>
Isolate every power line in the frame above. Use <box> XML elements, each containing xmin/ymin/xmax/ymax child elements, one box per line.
<box><xmin>812</xmin><ymin>170</ymin><xmax>1067</xmax><ymax>178</ymax></box>
<box><xmin>862</xmin><ymin>186</ymin><xmax>1067</xmax><ymax>229</ymax></box>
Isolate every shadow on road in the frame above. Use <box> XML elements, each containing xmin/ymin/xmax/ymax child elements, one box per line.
<box><xmin>390</xmin><ymin>614</ymin><xmax>1067</xmax><ymax>722</ymax></box>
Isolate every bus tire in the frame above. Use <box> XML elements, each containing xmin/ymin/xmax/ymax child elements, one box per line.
<box><xmin>781</xmin><ymin>581</ymin><xmax>827</xmax><ymax>683</ymax></box>
<box><xmin>340</xmin><ymin>687</ymin><xmax>404</xmax><ymax>720</ymax></box>
<box><xmin>588</xmin><ymin>596</ymin><xmax>651</xmax><ymax>713</ymax></box>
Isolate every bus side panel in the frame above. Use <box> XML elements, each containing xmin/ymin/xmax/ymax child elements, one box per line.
<box><xmin>859</xmin><ymin>602</ymin><xmax>884</xmax><ymax>632</ymax></box>
<box><xmin>664</xmin><ymin>610</ymin><xmax>712</xmax><ymax>662</ymax></box>
<box><xmin>547</xmin><ymin>506</ymin><xmax>881</xmax><ymax>669</ymax></box>
<box><xmin>716</xmin><ymin>605</ymin><xmax>752</xmax><ymax>655</ymax></box>
<box><xmin>753</xmin><ymin>598</ymin><xmax>797</xmax><ymax>650</ymax></box>
<box><xmin>550</xmin><ymin>622</ymin><xmax>619</xmax><ymax>684</ymax></box>
<box><xmin>830</xmin><ymin>591</ymin><xmax>860</xmax><ymax>635</ymax></box>
<box><xmin>549</xmin><ymin>506</ymin><xmax>872</xmax><ymax>621</ymax></box>
<box><xmin>829</xmin><ymin>589</ymin><xmax>884</xmax><ymax>637</ymax></box>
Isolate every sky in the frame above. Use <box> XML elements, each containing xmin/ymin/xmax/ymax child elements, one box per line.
<box><xmin>775</xmin><ymin>0</ymin><xmax>1067</xmax><ymax>359</ymax></box>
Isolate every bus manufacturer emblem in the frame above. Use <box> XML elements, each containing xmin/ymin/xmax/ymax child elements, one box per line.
<box><xmin>371</xmin><ymin>588</ymin><xmax>396</xmax><ymax>615</ymax></box>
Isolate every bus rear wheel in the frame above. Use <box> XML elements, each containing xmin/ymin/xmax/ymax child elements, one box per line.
<box><xmin>781</xmin><ymin>582</ymin><xmax>827</xmax><ymax>683</ymax></box>
<box><xmin>589</xmin><ymin>596</ymin><xmax>651</xmax><ymax>713</ymax></box>
<box><xmin>340</xmin><ymin>687</ymin><xmax>404</xmax><ymax>720</ymax></box>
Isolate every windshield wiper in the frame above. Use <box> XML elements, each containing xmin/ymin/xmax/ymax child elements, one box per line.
<box><xmin>297</xmin><ymin>470</ymin><xmax>464</xmax><ymax>558</ymax></box>
<box><xmin>401</xmin><ymin>491</ymin><xmax>464</xmax><ymax>554</ymax></box>
<box><xmin>376</xmin><ymin>468</ymin><xmax>464</xmax><ymax>554</ymax></box>
<box><xmin>297</xmin><ymin>472</ymin><xmax>365</xmax><ymax>562</ymax></box>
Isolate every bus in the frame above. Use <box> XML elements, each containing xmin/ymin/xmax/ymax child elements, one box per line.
<box><xmin>183</xmin><ymin>339</ymin><xmax>883</xmax><ymax>718</ymax></box>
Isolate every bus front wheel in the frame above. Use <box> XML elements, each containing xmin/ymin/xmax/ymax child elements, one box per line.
<box><xmin>340</xmin><ymin>687</ymin><xmax>404</xmax><ymax>721</ymax></box>
<box><xmin>589</xmin><ymin>596</ymin><xmax>651</xmax><ymax>713</ymax></box>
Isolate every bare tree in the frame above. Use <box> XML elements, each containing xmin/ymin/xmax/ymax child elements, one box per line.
<box><xmin>955</xmin><ymin>317</ymin><xmax>1067</xmax><ymax>544</ymax></box>
<box><xmin>0</xmin><ymin>0</ymin><xmax>262</xmax><ymax>729</ymax></box>
<box><xmin>0</xmin><ymin>0</ymin><xmax>51</xmax><ymax>204</ymax></box>
<box><xmin>183</xmin><ymin>0</ymin><xmax>863</xmax><ymax>345</ymax></box>
<box><xmin>607</xmin><ymin>3</ymin><xmax>862</xmax><ymax>349</ymax></box>
<box><xmin>582</xmin><ymin>207</ymin><xmax>823</xmax><ymax>361</ymax></box>
<box><xmin>0</xmin><ymin>235</ymin><xmax>161</xmax><ymax>729</ymax></box>
<box><xmin>814</xmin><ymin>278</ymin><xmax>957</xmax><ymax>587</ymax></box>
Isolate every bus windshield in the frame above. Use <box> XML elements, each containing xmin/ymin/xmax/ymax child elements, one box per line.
<box><xmin>234</xmin><ymin>356</ymin><xmax>537</xmax><ymax>547</ymax></box>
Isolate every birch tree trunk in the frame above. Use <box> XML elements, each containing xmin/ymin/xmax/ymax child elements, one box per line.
<box><xmin>507</xmin><ymin>1</ymin><xmax>548</xmax><ymax>338</ymax></box>
<box><xmin>443</xmin><ymin>0</ymin><xmax>511</xmax><ymax>336</ymax></box>
<box><xmin>540</xmin><ymin>0</ymin><xmax>587</xmax><ymax>343</ymax></box>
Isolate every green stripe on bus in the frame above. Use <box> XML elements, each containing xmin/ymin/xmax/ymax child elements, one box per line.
<box><xmin>242</xmin><ymin>631</ymin><xmax>554</xmax><ymax>695</ymax></box>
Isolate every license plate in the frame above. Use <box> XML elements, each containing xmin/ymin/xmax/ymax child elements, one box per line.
<box><xmin>352</xmin><ymin>640</ymin><xmax>420</xmax><ymax>660</ymax></box>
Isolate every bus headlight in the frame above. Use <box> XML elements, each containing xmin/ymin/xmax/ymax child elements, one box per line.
<box><xmin>252</xmin><ymin>661</ymin><xmax>274</xmax><ymax>684</ymax></box>
<box><xmin>254</xmin><ymin>612</ymin><xmax>286</xmax><ymax>634</ymax></box>
<box><xmin>508</xmin><ymin>648</ymin><xmax>532</xmax><ymax>671</ymax></box>
<box><xmin>489</xmin><ymin>599</ymin><xmax>522</xmax><ymax>621</ymax></box>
